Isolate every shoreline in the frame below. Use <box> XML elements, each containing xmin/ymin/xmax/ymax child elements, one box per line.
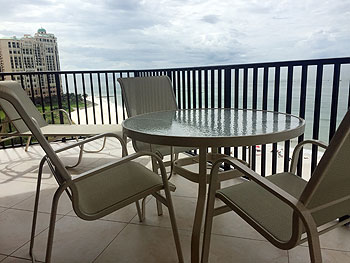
<box><xmin>71</xmin><ymin>96</ymin><xmax>125</xmax><ymax>125</ymax></box>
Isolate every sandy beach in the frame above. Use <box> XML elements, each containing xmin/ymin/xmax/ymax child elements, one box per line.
<box><xmin>71</xmin><ymin>97</ymin><xmax>323</xmax><ymax>181</ymax></box>
<box><xmin>71</xmin><ymin>96</ymin><xmax>125</xmax><ymax>126</ymax></box>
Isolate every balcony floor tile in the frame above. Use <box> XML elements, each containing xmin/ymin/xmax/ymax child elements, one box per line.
<box><xmin>0</xmin><ymin>142</ymin><xmax>349</xmax><ymax>263</ymax></box>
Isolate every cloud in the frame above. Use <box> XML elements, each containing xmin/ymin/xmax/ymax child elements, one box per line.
<box><xmin>0</xmin><ymin>0</ymin><xmax>349</xmax><ymax>70</ymax></box>
<box><xmin>201</xmin><ymin>15</ymin><xmax>219</xmax><ymax>24</ymax></box>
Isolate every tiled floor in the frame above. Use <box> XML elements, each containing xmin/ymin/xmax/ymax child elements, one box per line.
<box><xmin>0</xmin><ymin>139</ymin><xmax>349</xmax><ymax>262</ymax></box>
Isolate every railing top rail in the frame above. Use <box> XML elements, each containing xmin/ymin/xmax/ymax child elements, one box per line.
<box><xmin>1</xmin><ymin>57</ymin><xmax>350</xmax><ymax>76</ymax></box>
<box><xmin>136</xmin><ymin>57</ymin><xmax>350</xmax><ymax>71</ymax></box>
<box><xmin>0</xmin><ymin>69</ymin><xmax>137</xmax><ymax>76</ymax></box>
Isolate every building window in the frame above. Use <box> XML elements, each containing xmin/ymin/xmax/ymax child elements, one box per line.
<box><xmin>16</xmin><ymin>43</ymin><xmax>19</xmax><ymax>48</ymax></box>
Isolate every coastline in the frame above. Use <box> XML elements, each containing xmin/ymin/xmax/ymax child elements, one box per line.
<box><xmin>70</xmin><ymin>96</ymin><xmax>125</xmax><ymax>125</ymax></box>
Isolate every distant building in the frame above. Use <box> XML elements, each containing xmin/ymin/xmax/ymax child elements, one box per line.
<box><xmin>0</xmin><ymin>28</ymin><xmax>61</xmax><ymax>98</ymax></box>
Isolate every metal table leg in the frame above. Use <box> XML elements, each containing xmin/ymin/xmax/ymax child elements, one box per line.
<box><xmin>191</xmin><ymin>146</ymin><xmax>207</xmax><ymax>263</ymax></box>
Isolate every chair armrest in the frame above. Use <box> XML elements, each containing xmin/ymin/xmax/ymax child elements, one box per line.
<box><xmin>0</xmin><ymin>116</ymin><xmax>19</xmax><ymax>139</ymax></box>
<box><xmin>211</xmin><ymin>156</ymin><xmax>302</xmax><ymax>211</ymax></box>
<box><xmin>0</xmin><ymin>116</ymin><xmax>11</xmax><ymax>131</ymax></box>
<box><xmin>72</xmin><ymin>151</ymin><xmax>168</xmax><ymax>183</ymax></box>
<box><xmin>210</xmin><ymin>157</ymin><xmax>321</xmax><ymax>242</ymax></box>
<box><xmin>42</xmin><ymin>109</ymin><xmax>74</xmax><ymax>124</ymax></box>
<box><xmin>290</xmin><ymin>139</ymin><xmax>328</xmax><ymax>174</ymax></box>
<box><xmin>54</xmin><ymin>132</ymin><xmax>127</xmax><ymax>156</ymax></box>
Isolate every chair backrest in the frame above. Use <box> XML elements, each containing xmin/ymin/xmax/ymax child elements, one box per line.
<box><xmin>300</xmin><ymin>110</ymin><xmax>350</xmax><ymax>225</ymax></box>
<box><xmin>0</xmin><ymin>81</ymin><xmax>47</xmax><ymax>133</ymax></box>
<box><xmin>117</xmin><ymin>76</ymin><xmax>178</xmax><ymax>117</ymax></box>
<box><xmin>0</xmin><ymin>81</ymin><xmax>70</xmax><ymax>182</ymax></box>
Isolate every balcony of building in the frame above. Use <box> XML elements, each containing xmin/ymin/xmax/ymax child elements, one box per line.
<box><xmin>0</xmin><ymin>57</ymin><xmax>350</xmax><ymax>262</ymax></box>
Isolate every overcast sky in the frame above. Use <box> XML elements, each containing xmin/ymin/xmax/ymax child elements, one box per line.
<box><xmin>0</xmin><ymin>0</ymin><xmax>349</xmax><ymax>70</ymax></box>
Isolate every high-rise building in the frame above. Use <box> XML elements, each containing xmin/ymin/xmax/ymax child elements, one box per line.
<box><xmin>0</xmin><ymin>28</ymin><xmax>61</xmax><ymax>98</ymax></box>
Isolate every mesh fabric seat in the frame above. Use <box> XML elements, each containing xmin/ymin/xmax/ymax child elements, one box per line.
<box><xmin>202</xmin><ymin>109</ymin><xmax>350</xmax><ymax>263</ymax></box>
<box><xmin>218</xmin><ymin>172</ymin><xmax>307</xmax><ymax>242</ymax></box>
<box><xmin>74</xmin><ymin>161</ymin><xmax>175</xmax><ymax>216</ymax></box>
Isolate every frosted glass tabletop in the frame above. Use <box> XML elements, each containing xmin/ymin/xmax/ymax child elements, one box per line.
<box><xmin>122</xmin><ymin>108</ymin><xmax>305</xmax><ymax>147</ymax></box>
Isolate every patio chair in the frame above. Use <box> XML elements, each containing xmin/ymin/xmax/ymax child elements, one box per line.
<box><xmin>118</xmin><ymin>76</ymin><xmax>196</xmax><ymax>218</ymax></box>
<box><xmin>118</xmin><ymin>76</ymin><xmax>193</xmax><ymax>177</ymax></box>
<box><xmin>0</xmin><ymin>81</ymin><xmax>123</xmax><ymax>167</ymax></box>
<box><xmin>0</xmin><ymin>81</ymin><xmax>184</xmax><ymax>263</ymax></box>
<box><xmin>118</xmin><ymin>76</ymin><xmax>247</xmax><ymax>220</ymax></box>
<box><xmin>202</xmin><ymin>109</ymin><xmax>350</xmax><ymax>263</ymax></box>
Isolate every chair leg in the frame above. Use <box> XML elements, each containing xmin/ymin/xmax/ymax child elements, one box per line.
<box><xmin>163</xmin><ymin>186</ymin><xmax>184</xmax><ymax>262</ymax></box>
<box><xmin>45</xmin><ymin>185</ymin><xmax>65</xmax><ymax>263</ymax></box>
<box><xmin>201</xmin><ymin>180</ymin><xmax>217</xmax><ymax>262</ymax></box>
<box><xmin>151</xmin><ymin>156</ymin><xmax>163</xmax><ymax>216</ymax></box>
<box><xmin>167</xmin><ymin>149</ymin><xmax>177</xmax><ymax>180</ymax></box>
<box><xmin>304</xmin><ymin>216</ymin><xmax>322</xmax><ymax>263</ymax></box>
<box><xmin>135</xmin><ymin>200</ymin><xmax>143</xmax><ymax>222</ymax></box>
<box><xmin>307</xmin><ymin>233</ymin><xmax>322</xmax><ymax>263</ymax></box>
<box><xmin>135</xmin><ymin>198</ymin><xmax>147</xmax><ymax>222</ymax></box>
<box><xmin>25</xmin><ymin>136</ymin><xmax>32</xmax><ymax>151</ymax></box>
<box><xmin>29</xmin><ymin>158</ymin><xmax>45</xmax><ymax>262</ymax></box>
<box><xmin>65</xmin><ymin>144</ymin><xmax>85</xmax><ymax>169</ymax></box>
<box><xmin>83</xmin><ymin>137</ymin><xmax>107</xmax><ymax>153</ymax></box>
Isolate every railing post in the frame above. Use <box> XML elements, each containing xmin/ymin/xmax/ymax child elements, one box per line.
<box><xmin>224</xmin><ymin>68</ymin><xmax>232</xmax><ymax>170</ymax></box>
<box><xmin>54</xmin><ymin>72</ymin><xmax>64</xmax><ymax>124</ymax></box>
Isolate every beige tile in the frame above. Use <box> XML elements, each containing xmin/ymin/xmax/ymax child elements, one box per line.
<box><xmin>13</xmin><ymin>186</ymin><xmax>73</xmax><ymax>215</ymax></box>
<box><xmin>0</xmin><ymin>152</ymin><xmax>56</xmax><ymax>185</ymax></box>
<box><xmin>208</xmin><ymin>234</ymin><xmax>288</xmax><ymax>263</ymax></box>
<box><xmin>13</xmin><ymin>215</ymin><xmax>126</xmax><ymax>262</ymax></box>
<box><xmin>0</xmin><ymin>255</ymin><xmax>7</xmax><ymax>261</ymax></box>
<box><xmin>131</xmin><ymin>195</ymin><xmax>198</xmax><ymax>231</ymax></box>
<box><xmin>0</xmin><ymin>180</ymin><xmax>36</xmax><ymax>208</ymax></box>
<box><xmin>1</xmin><ymin>256</ymin><xmax>31</xmax><ymax>262</ymax></box>
<box><xmin>289</xmin><ymin>246</ymin><xmax>350</xmax><ymax>263</ymax></box>
<box><xmin>0</xmin><ymin>158</ymin><xmax>40</xmax><ymax>183</ymax></box>
<box><xmin>318</xmin><ymin>225</ymin><xmax>350</xmax><ymax>251</ymax></box>
<box><xmin>297</xmin><ymin>224</ymin><xmax>350</xmax><ymax>252</ymax></box>
<box><xmin>95</xmin><ymin>224</ymin><xmax>191</xmax><ymax>263</ymax></box>
<box><xmin>169</xmin><ymin>173</ymin><xmax>199</xmax><ymax>198</ymax></box>
<box><xmin>0</xmin><ymin>209</ymin><xmax>53</xmax><ymax>255</ymax></box>
<box><xmin>0</xmin><ymin>146</ymin><xmax>43</xmax><ymax>164</ymax></box>
<box><xmin>0</xmin><ymin>207</ymin><xmax>6</xmax><ymax>213</ymax></box>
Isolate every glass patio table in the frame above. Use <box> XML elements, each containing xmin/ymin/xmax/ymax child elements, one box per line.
<box><xmin>122</xmin><ymin>108</ymin><xmax>305</xmax><ymax>263</ymax></box>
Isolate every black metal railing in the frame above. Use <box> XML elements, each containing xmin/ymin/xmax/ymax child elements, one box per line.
<box><xmin>1</xmin><ymin>57</ymin><xmax>350</xmax><ymax>177</ymax></box>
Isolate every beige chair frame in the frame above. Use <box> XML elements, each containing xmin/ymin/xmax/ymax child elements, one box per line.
<box><xmin>202</xmin><ymin>110</ymin><xmax>350</xmax><ymax>263</ymax></box>
<box><xmin>0</xmin><ymin>81</ymin><xmax>122</xmax><ymax>168</ymax></box>
<box><xmin>0</xmin><ymin>81</ymin><xmax>183</xmax><ymax>263</ymax></box>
